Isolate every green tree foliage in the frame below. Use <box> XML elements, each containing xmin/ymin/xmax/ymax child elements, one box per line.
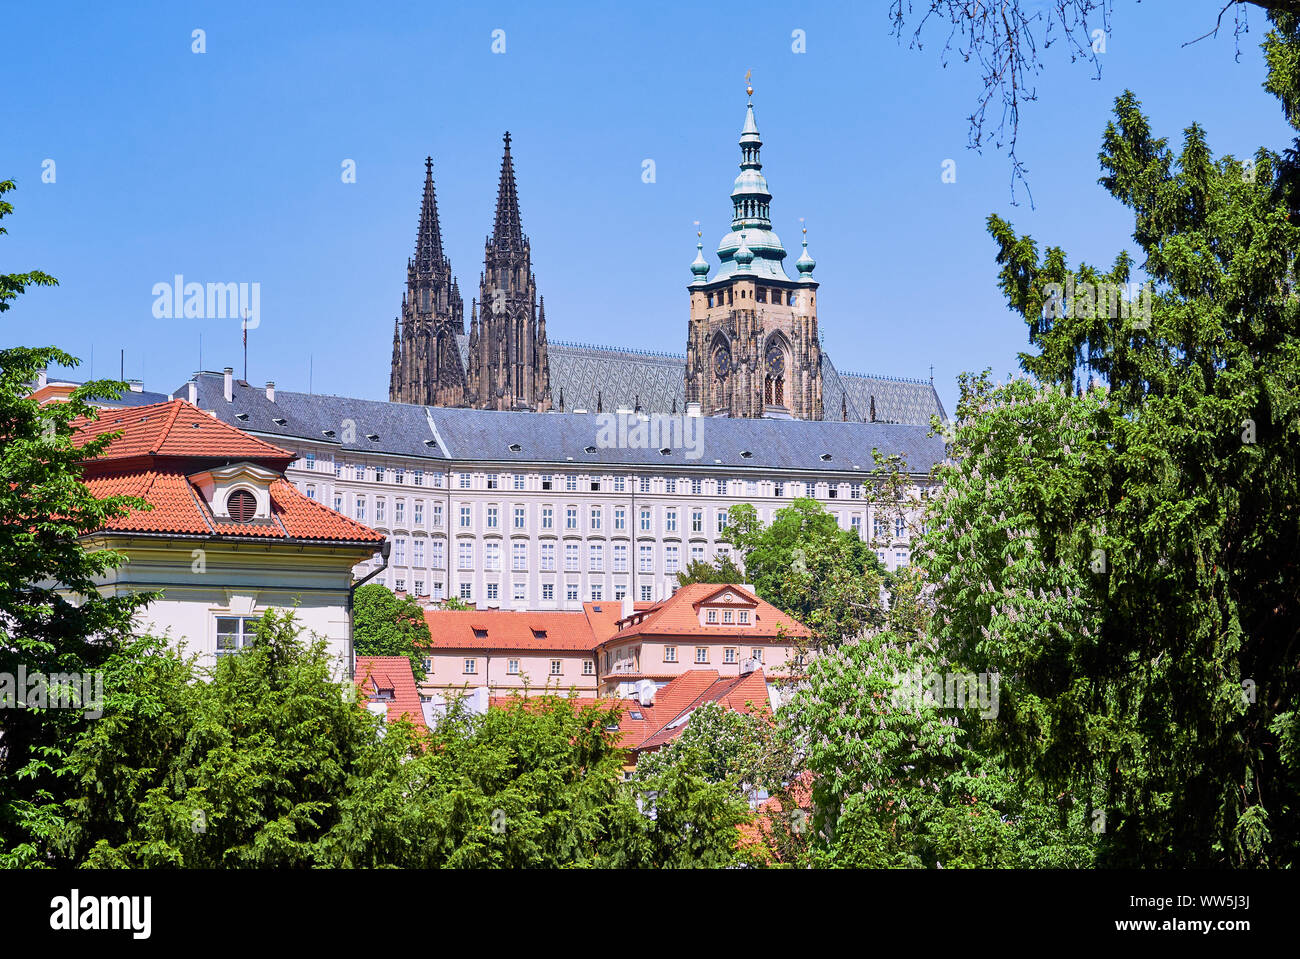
<box><xmin>63</xmin><ymin>611</ymin><xmax>376</xmax><ymax>867</ymax></box>
<box><xmin>675</xmin><ymin>553</ymin><xmax>746</xmax><ymax>587</ymax></box>
<box><xmin>916</xmin><ymin>60</ymin><xmax>1300</xmax><ymax>863</ymax></box>
<box><xmin>635</xmin><ymin>701</ymin><xmax>787</xmax><ymax>797</ymax></box>
<box><xmin>728</xmin><ymin>498</ymin><xmax>887</xmax><ymax>646</ymax></box>
<box><xmin>0</xmin><ymin>180</ymin><xmax>154</xmax><ymax>866</ymax></box>
<box><xmin>352</xmin><ymin>583</ymin><xmax>431</xmax><ymax>680</ymax></box>
<box><xmin>50</xmin><ymin>612</ymin><xmax>753</xmax><ymax>868</ymax></box>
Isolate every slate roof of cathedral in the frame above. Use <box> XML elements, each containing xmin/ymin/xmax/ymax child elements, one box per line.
<box><xmin>456</xmin><ymin>336</ymin><xmax>946</xmax><ymax>426</ymax></box>
<box><xmin>184</xmin><ymin>373</ymin><xmax>946</xmax><ymax>476</ymax></box>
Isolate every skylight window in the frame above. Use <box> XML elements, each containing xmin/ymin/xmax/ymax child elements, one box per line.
<box><xmin>235</xmin><ymin>413</ymin><xmax>249</xmax><ymax>421</ymax></box>
<box><xmin>272</xmin><ymin>417</ymin><xmax>287</xmax><ymax>426</ymax></box>
<box><xmin>584</xmin><ymin>445</ymin><xmax>597</xmax><ymax>454</ymax></box>
<box><xmin>366</xmin><ymin>433</ymin><xmax>380</xmax><ymax>441</ymax></box>
<box><xmin>740</xmin><ymin>450</ymin><xmax>753</xmax><ymax>459</ymax></box>
<box><xmin>659</xmin><ymin>447</ymin><xmax>671</xmax><ymax>456</ymax></box>
<box><xmin>321</xmin><ymin>429</ymin><xmax>336</xmax><ymax>438</ymax></box>
<box><xmin>508</xmin><ymin>443</ymin><xmax>522</xmax><ymax>452</ymax></box>
<box><xmin>820</xmin><ymin>453</ymin><xmax>833</xmax><ymax>461</ymax></box>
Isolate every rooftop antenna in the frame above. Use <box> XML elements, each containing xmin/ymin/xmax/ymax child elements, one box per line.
<box><xmin>120</xmin><ymin>348</ymin><xmax>124</xmax><ymax>383</ymax></box>
<box><xmin>199</xmin><ymin>332</ymin><xmax>203</xmax><ymax>373</ymax></box>
<box><xmin>309</xmin><ymin>354</ymin><xmax>313</xmax><ymax>395</ymax></box>
<box><xmin>241</xmin><ymin>310</ymin><xmax>249</xmax><ymax>382</ymax></box>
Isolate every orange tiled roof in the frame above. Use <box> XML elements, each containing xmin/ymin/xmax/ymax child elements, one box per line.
<box><xmin>424</xmin><ymin>609</ymin><xmax>601</xmax><ymax>651</ymax></box>
<box><xmin>355</xmin><ymin>656</ymin><xmax>428</xmax><ymax>731</ymax></box>
<box><xmin>607</xmin><ymin>584</ymin><xmax>810</xmax><ymax>643</ymax></box>
<box><xmin>74</xmin><ymin>399</ymin><xmax>382</xmax><ymax>545</ymax></box>
<box><xmin>72</xmin><ymin>398</ymin><xmax>293</xmax><ymax>466</ymax></box>
<box><xmin>636</xmin><ymin>669</ymin><xmax>771</xmax><ymax>752</ymax></box>
<box><xmin>485</xmin><ymin>669</ymin><xmax>772</xmax><ymax>753</ymax></box>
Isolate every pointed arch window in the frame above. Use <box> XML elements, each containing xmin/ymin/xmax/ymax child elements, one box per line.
<box><xmin>764</xmin><ymin>343</ymin><xmax>786</xmax><ymax>407</ymax></box>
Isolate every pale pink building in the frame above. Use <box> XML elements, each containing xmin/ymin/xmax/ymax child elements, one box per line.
<box><xmin>420</xmin><ymin>584</ymin><xmax>810</xmax><ymax>704</ymax></box>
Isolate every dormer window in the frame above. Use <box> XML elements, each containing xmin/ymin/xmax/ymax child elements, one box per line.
<box><xmin>227</xmin><ymin>488</ymin><xmax>257</xmax><ymax>522</ymax></box>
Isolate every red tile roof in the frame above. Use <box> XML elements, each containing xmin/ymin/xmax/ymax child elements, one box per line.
<box><xmin>486</xmin><ymin>669</ymin><xmax>772</xmax><ymax>754</ymax></box>
<box><xmin>72</xmin><ymin>398</ymin><xmax>293</xmax><ymax>466</ymax></box>
<box><xmin>355</xmin><ymin>656</ymin><xmax>427</xmax><ymax>731</ymax></box>
<box><xmin>607</xmin><ymin>584</ymin><xmax>810</xmax><ymax>643</ymax></box>
<box><xmin>424</xmin><ymin>609</ymin><xmax>601</xmax><ymax>651</ymax></box>
<box><xmin>636</xmin><ymin>669</ymin><xmax>771</xmax><ymax>752</ymax></box>
<box><xmin>73</xmin><ymin>399</ymin><xmax>382</xmax><ymax>545</ymax></box>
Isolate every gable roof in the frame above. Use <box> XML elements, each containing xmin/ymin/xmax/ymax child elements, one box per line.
<box><xmin>607</xmin><ymin>583</ymin><xmax>810</xmax><ymax>643</ymax></box>
<box><xmin>355</xmin><ymin>656</ymin><xmax>427</xmax><ymax>730</ymax></box>
<box><xmin>486</xmin><ymin>668</ymin><xmax>772</xmax><ymax>753</ymax></box>
<box><xmin>423</xmin><ymin>608</ymin><xmax>601</xmax><ymax>651</ymax></box>
<box><xmin>72</xmin><ymin>399</ymin><xmax>383</xmax><ymax>545</ymax></box>
<box><xmin>635</xmin><ymin>668</ymin><xmax>771</xmax><ymax>752</ymax></box>
<box><xmin>72</xmin><ymin>398</ymin><xmax>294</xmax><ymax>467</ymax></box>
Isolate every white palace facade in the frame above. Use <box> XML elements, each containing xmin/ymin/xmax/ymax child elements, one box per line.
<box><xmin>182</xmin><ymin>370</ymin><xmax>944</xmax><ymax>611</ymax></box>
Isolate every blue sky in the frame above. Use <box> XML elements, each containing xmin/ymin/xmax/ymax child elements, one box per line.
<box><xmin>1</xmin><ymin>0</ymin><xmax>1292</xmax><ymax>416</ymax></box>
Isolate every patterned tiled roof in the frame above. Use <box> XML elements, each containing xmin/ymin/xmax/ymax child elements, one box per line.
<box><xmin>442</xmin><ymin>336</ymin><xmax>945</xmax><ymax>426</ymax></box>
<box><xmin>547</xmin><ymin>340</ymin><xmax>688</xmax><ymax>414</ymax></box>
<box><xmin>820</xmin><ymin>353</ymin><xmax>948</xmax><ymax>426</ymax></box>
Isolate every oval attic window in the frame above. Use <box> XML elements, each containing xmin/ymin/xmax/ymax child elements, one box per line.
<box><xmin>227</xmin><ymin>488</ymin><xmax>257</xmax><ymax>522</ymax></box>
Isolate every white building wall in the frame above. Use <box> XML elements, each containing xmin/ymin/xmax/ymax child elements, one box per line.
<box><xmin>285</xmin><ymin>448</ymin><xmax>928</xmax><ymax>611</ymax></box>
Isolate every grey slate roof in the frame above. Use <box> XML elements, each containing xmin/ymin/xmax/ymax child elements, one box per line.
<box><xmin>820</xmin><ymin>353</ymin><xmax>948</xmax><ymax>426</ymax></box>
<box><xmin>547</xmin><ymin>340</ymin><xmax>687</xmax><ymax>414</ymax></box>
<box><xmin>183</xmin><ymin>372</ymin><xmax>945</xmax><ymax>476</ymax></box>
<box><xmin>441</xmin><ymin>334</ymin><xmax>945</xmax><ymax>427</ymax></box>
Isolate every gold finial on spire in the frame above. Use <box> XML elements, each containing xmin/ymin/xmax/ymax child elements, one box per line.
<box><xmin>694</xmin><ymin>219</ymin><xmax>701</xmax><ymax>239</ymax></box>
<box><xmin>800</xmin><ymin>216</ymin><xmax>807</xmax><ymax>237</ymax></box>
<box><xmin>745</xmin><ymin>69</ymin><xmax>753</xmax><ymax>98</ymax></box>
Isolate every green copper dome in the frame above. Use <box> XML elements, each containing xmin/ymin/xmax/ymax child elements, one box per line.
<box><xmin>795</xmin><ymin>232</ymin><xmax>816</xmax><ymax>277</ymax></box>
<box><xmin>690</xmin><ymin>239</ymin><xmax>710</xmax><ymax>281</ymax></box>
<box><xmin>711</xmin><ymin>96</ymin><xmax>791</xmax><ymax>282</ymax></box>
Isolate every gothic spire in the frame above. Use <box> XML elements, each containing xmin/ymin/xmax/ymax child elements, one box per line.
<box><xmin>491</xmin><ymin>132</ymin><xmax>525</xmax><ymax>251</ymax></box>
<box><xmin>414</xmin><ymin>156</ymin><xmax>445</xmax><ymax>271</ymax></box>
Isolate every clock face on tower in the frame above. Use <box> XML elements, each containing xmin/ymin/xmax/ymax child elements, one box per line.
<box><xmin>713</xmin><ymin>348</ymin><xmax>731</xmax><ymax>379</ymax></box>
<box><xmin>766</xmin><ymin>345</ymin><xmax>784</xmax><ymax>378</ymax></box>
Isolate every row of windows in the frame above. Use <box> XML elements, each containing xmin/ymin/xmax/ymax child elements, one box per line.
<box><xmin>387</xmin><ymin>539</ymin><xmax>733</xmax><ymax>573</ymax></box>
<box><xmin>305</xmin><ymin>459</ymin><xmax>900</xmax><ymax>501</ymax></box>
<box><xmin>462</xmin><ymin>658</ymin><xmax>596</xmax><ymax>677</ymax></box>
<box><xmin>392</xmin><ymin>578</ymin><xmax>666</xmax><ymax>604</ymax></box>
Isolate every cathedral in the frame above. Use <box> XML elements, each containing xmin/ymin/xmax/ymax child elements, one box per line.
<box><xmin>389</xmin><ymin>91</ymin><xmax>943</xmax><ymax>427</ymax></box>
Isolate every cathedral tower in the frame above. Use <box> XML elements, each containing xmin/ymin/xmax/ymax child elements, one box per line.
<box><xmin>685</xmin><ymin>87</ymin><xmax>822</xmax><ymax>419</ymax></box>
<box><xmin>389</xmin><ymin>158</ymin><xmax>467</xmax><ymax>406</ymax></box>
<box><xmin>468</xmin><ymin>133</ymin><xmax>552</xmax><ymax>411</ymax></box>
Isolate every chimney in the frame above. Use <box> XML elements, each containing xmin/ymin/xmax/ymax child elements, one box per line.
<box><xmin>223</xmin><ymin>367</ymin><xmax>233</xmax><ymax>403</ymax></box>
<box><xmin>686</xmin><ymin>401</ymin><xmax>701</xmax><ymax>417</ymax></box>
<box><xmin>36</xmin><ymin>368</ymin><xmax>48</xmax><ymax>390</ymax></box>
<box><xmin>621</xmin><ymin>592</ymin><xmax>634</xmax><ymax>621</ymax></box>
<box><xmin>127</xmin><ymin>379</ymin><xmax>143</xmax><ymax>393</ymax></box>
<box><xmin>265</xmin><ymin>380</ymin><xmax>275</xmax><ymax>402</ymax></box>
<box><xmin>187</xmin><ymin>381</ymin><xmax>198</xmax><ymax>404</ymax></box>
